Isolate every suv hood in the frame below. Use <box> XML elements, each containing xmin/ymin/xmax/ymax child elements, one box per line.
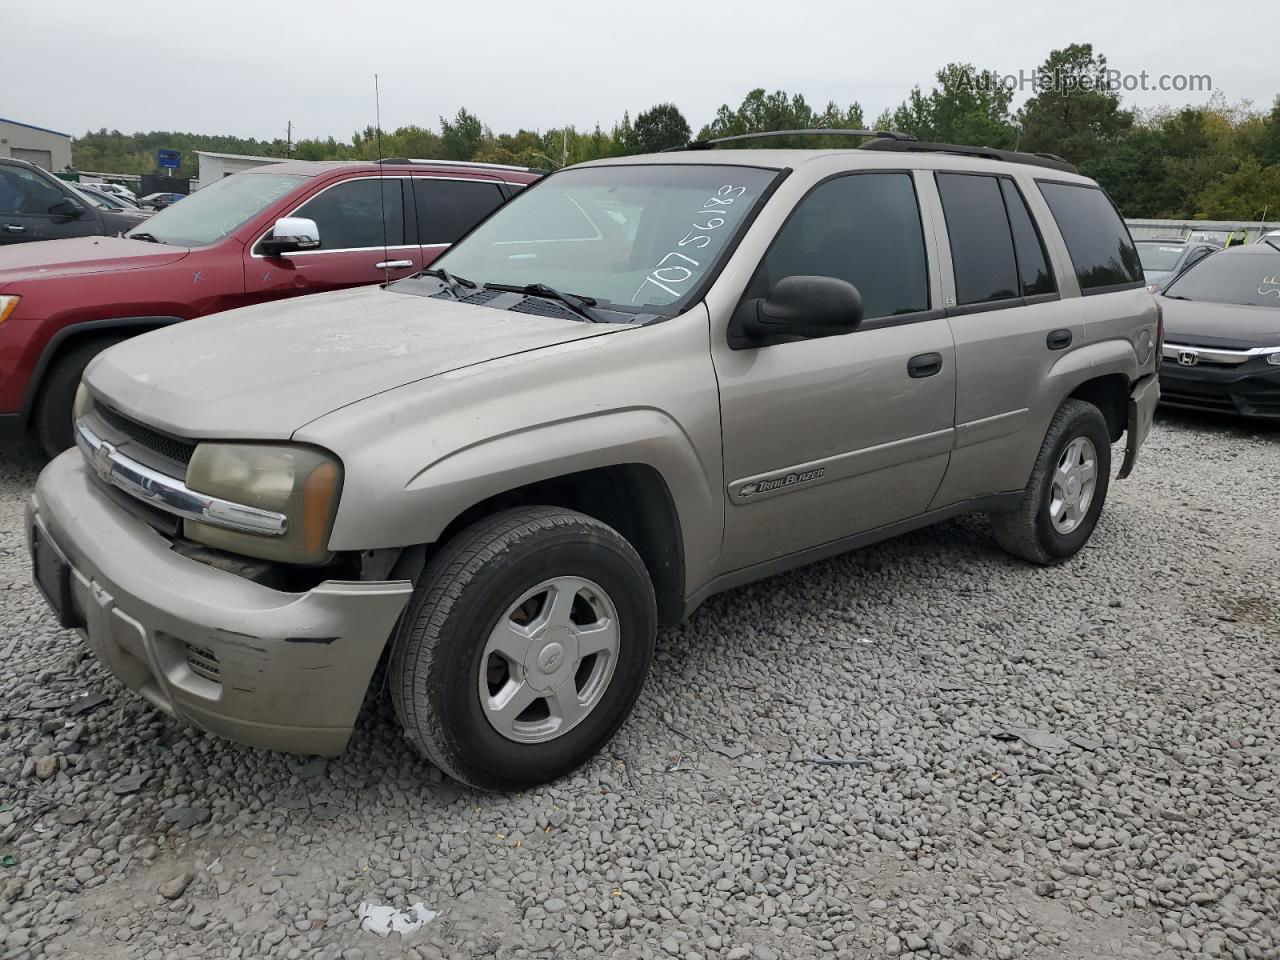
<box><xmin>1160</xmin><ymin>296</ymin><xmax>1280</xmax><ymax>348</ymax></box>
<box><xmin>0</xmin><ymin>235</ymin><xmax>189</xmax><ymax>286</ymax></box>
<box><xmin>86</xmin><ymin>284</ymin><xmax>622</xmax><ymax>439</ymax></box>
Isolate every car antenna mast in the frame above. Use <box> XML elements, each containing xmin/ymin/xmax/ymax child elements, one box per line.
<box><xmin>375</xmin><ymin>73</ymin><xmax>390</xmax><ymax>284</ymax></box>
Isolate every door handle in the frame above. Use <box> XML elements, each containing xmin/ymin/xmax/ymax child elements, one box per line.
<box><xmin>2</xmin><ymin>224</ymin><xmax>25</xmax><ymax>234</ymax></box>
<box><xmin>1046</xmin><ymin>328</ymin><xmax>1073</xmax><ymax>350</ymax></box>
<box><xmin>375</xmin><ymin>259</ymin><xmax>415</xmax><ymax>270</ymax></box>
<box><xmin>907</xmin><ymin>352</ymin><xmax>944</xmax><ymax>379</ymax></box>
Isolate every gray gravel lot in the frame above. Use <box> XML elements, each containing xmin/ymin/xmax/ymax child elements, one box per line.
<box><xmin>0</xmin><ymin>413</ymin><xmax>1277</xmax><ymax>960</ymax></box>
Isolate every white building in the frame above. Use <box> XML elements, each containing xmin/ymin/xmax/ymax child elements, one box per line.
<box><xmin>0</xmin><ymin>117</ymin><xmax>73</xmax><ymax>171</ymax></box>
<box><xmin>195</xmin><ymin>151</ymin><xmax>288</xmax><ymax>187</ymax></box>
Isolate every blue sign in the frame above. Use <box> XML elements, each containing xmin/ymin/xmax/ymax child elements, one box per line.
<box><xmin>157</xmin><ymin>149</ymin><xmax>180</xmax><ymax>170</ymax></box>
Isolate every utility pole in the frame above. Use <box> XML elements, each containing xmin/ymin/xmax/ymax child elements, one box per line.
<box><xmin>286</xmin><ymin>121</ymin><xmax>293</xmax><ymax>158</ymax></box>
<box><xmin>561</xmin><ymin>128</ymin><xmax>568</xmax><ymax>168</ymax></box>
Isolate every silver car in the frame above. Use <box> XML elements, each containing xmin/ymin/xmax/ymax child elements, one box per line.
<box><xmin>1135</xmin><ymin>237</ymin><xmax>1221</xmax><ymax>288</ymax></box>
<box><xmin>28</xmin><ymin>133</ymin><xmax>1160</xmax><ymax>789</ymax></box>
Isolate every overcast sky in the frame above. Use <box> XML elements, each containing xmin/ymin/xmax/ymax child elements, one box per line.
<box><xmin>5</xmin><ymin>0</ymin><xmax>1276</xmax><ymax>143</ymax></box>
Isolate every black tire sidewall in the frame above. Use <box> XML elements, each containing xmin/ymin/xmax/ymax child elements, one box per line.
<box><xmin>34</xmin><ymin>338</ymin><xmax>124</xmax><ymax>457</ymax></box>
<box><xmin>1033</xmin><ymin>407</ymin><xmax>1111</xmax><ymax>560</ymax></box>
<box><xmin>422</xmin><ymin>530</ymin><xmax>655</xmax><ymax>790</ymax></box>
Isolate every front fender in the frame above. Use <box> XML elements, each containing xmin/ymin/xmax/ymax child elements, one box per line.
<box><xmin>331</xmin><ymin>408</ymin><xmax>719</xmax><ymax>580</ymax></box>
<box><xmin>306</xmin><ymin>311</ymin><xmax>724</xmax><ymax>581</ymax></box>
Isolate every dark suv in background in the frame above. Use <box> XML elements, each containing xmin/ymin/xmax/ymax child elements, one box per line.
<box><xmin>0</xmin><ymin>157</ymin><xmax>145</xmax><ymax>245</ymax></box>
<box><xmin>0</xmin><ymin>158</ymin><xmax>542</xmax><ymax>454</ymax></box>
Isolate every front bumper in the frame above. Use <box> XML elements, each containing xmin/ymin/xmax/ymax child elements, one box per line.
<box><xmin>1158</xmin><ymin>357</ymin><xmax>1280</xmax><ymax>419</ymax></box>
<box><xmin>27</xmin><ymin>451</ymin><xmax>413</xmax><ymax>756</ymax></box>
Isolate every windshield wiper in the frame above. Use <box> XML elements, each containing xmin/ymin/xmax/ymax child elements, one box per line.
<box><xmin>484</xmin><ymin>282</ymin><xmax>605</xmax><ymax>323</ymax></box>
<box><xmin>1265</xmin><ymin>239</ymin><xmax>1280</xmax><ymax>253</ymax></box>
<box><xmin>1163</xmin><ymin>294</ymin><xmax>1194</xmax><ymax>301</ymax></box>
<box><xmin>128</xmin><ymin>232</ymin><xmax>161</xmax><ymax>243</ymax></box>
<box><xmin>419</xmin><ymin>267</ymin><xmax>476</xmax><ymax>299</ymax></box>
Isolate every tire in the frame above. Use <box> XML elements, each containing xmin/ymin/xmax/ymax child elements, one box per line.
<box><xmin>389</xmin><ymin>506</ymin><xmax>657</xmax><ymax>790</ymax></box>
<box><xmin>990</xmin><ymin>399</ymin><xmax>1112</xmax><ymax>565</ymax></box>
<box><xmin>33</xmin><ymin>336</ymin><xmax>128</xmax><ymax>458</ymax></box>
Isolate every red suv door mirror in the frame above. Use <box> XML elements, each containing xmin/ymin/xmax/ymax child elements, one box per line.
<box><xmin>261</xmin><ymin>216</ymin><xmax>321</xmax><ymax>256</ymax></box>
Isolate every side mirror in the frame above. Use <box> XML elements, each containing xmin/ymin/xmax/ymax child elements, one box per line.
<box><xmin>260</xmin><ymin>217</ymin><xmax>320</xmax><ymax>256</ymax></box>
<box><xmin>49</xmin><ymin>197</ymin><xmax>85</xmax><ymax>220</ymax></box>
<box><xmin>730</xmin><ymin>275</ymin><xmax>864</xmax><ymax>348</ymax></box>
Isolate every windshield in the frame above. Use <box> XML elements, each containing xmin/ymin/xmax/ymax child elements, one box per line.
<box><xmin>72</xmin><ymin>187</ymin><xmax>116</xmax><ymax>210</ymax></box>
<box><xmin>1136</xmin><ymin>242</ymin><xmax>1186</xmax><ymax>272</ymax></box>
<box><xmin>1164</xmin><ymin>253</ymin><xmax>1280</xmax><ymax>307</ymax></box>
<box><xmin>127</xmin><ymin>173</ymin><xmax>306</xmax><ymax>246</ymax></box>
<box><xmin>432</xmin><ymin>164</ymin><xmax>779</xmax><ymax>314</ymax></box>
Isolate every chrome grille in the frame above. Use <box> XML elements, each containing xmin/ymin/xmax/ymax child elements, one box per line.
<box><xmin>1162</xmin><ymin>343</ymin><xmax>1279</xmax><ymax>368</ymax></box>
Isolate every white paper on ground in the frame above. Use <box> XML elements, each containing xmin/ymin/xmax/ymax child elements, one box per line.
<box><xmin>357</xmin><ymin>901</ymin><xmax>438</xmax><ymax>937</ymax></box>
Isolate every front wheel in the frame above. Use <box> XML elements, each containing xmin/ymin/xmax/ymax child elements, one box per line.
<box><xmin>990</xmin><ymin>399</ymin><xmax>1112</xmax><ymax>564</ymax></box>
<box><xmin>33</xmin><ymin>336</ymin><xmax>128</xmax><ymax>457</ymax></box>
<box><xmin>389</xmin><ymin>507</ymin><xmax>657</xmax><ymax>790</ymax></box>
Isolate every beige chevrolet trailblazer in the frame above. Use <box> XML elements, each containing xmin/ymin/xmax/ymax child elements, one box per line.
<box><xmin>28</xmin><ymin>133</ymin><xmax>1160</xmax><ymax>789</ymax></box>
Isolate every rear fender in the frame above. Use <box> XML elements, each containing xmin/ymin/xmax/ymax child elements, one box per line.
<box><xmin>1046</xmin><ymin>338</ymin><xmax>1140</xmax><ymax>410</ymax></box>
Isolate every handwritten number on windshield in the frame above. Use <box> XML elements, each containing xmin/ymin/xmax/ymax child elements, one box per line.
<box><xmin>632</xmin><ymin>185</ymin><xmax>747</xmax><ymax>303</ymax></box>
<box><xmin>1260</xmin><ymin>276</ymin><xmax>1280</xmax><ymax>300</ymax></box>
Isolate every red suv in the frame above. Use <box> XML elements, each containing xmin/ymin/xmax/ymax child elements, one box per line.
<box><xmin>0</xmin><ymin>158</ymin><xmax>542</xmax><ymax>454</ymax></box>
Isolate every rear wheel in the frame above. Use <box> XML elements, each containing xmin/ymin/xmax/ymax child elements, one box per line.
<box><xmin>991</xmin><ymin>399</ymin><xmax>1111</xmax><ymax>564</ymax></box>
<box><xmin>389</xmin><ymin>507</ymin><xmax>656</xmax><ymax>790</ymax></box>
<box><xmin>32</xmin><ymin>336</ymin><xmax>128</xmax><ymax>457</ymax></box>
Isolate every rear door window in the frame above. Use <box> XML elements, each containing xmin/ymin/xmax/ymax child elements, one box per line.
<box><xmin>936</xmin><ymin>174</ymin><xmax>1019</xmax><ymax>306</ymax></box>
<box><xmin>1037</xmin><ymin>181</ymin><xmax>1143</xmax><ymax>292</ymax></box>
<box><xmin>413</xmin><ymin>179</ymin><xmax>507</xmax><ymax>245</ymax></box>
<box><xmin>757</xmin><ymin>172</ymin><xmax>930</xmax><ymax>321</ymax></box>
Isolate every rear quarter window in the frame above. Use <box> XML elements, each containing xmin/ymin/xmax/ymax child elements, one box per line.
<box><xmin>1037</xmin><ymin>182</ymin><xmax>1143</xmax><ymax>293</ymax></box>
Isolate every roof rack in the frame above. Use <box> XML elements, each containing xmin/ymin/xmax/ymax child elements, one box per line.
<box><xmin>857</xmin><ymin>138</ymin><xmax>1078</xmax><ymax>174</ymax></box>
<box><xmin>377</xmin><ymin>158</ymin><xmax>548</xmax><ymax>174</ymax></box>
<box><xmin>666</xmin><ymin>129</ymin><xmax>917</xmax><ymax>152</ymax></box>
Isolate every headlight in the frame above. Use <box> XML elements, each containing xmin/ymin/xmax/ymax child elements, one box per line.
<box><xmin>0</xmin><ymin>295</ymin><xmax>20</xmax><ymax>326</ymax></box>
<box><xmin>184</xmin><ymin>443</ymin><xmax>342</xmax><ymax>565</ymax></box>
<box><xmin>1268</xmin><ymin>351</ymin><xmax>1280</xmax><ymax>366</ymax></box>
<box><xmin>72</xmin><ymin>383</ymin><xmax>94</xmax><ymax>422</ymax></box>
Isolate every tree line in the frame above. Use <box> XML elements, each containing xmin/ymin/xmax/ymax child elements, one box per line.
<box><xmin>71</xmin><ymin>43</ymin><xmax>1280</xmax><ymax>221</ymax></box>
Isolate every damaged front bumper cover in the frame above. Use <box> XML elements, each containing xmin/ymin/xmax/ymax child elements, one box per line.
<box><xmin>27</xmin><ymin>451</ymin><xmax>413</xmax><ymax>756</ymax></box>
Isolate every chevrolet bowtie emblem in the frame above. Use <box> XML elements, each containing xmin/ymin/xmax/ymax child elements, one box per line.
<box><xmin>92</xmin><ymin>440</ymin><xmax>115</xmax><ymax>481</ymax></box>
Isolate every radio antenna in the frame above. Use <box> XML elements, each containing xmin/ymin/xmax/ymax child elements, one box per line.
<box><xmin>375</xmin><ymin>73</ymin><xmax>390</xmax><ymax>283</ymax></box>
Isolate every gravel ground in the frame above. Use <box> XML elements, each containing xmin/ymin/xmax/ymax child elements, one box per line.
<box><xmin>0</xmin><ymin>411</ymin><xmax>1277</xmax><ymax>960</ymax></box>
